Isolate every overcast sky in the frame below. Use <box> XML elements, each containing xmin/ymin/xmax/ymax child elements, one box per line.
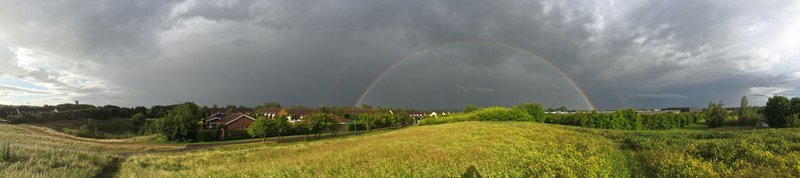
<box><xmin>1</xmin><ymin>0</ymin><xmax>799</xmax><ymax>109</ymax></box>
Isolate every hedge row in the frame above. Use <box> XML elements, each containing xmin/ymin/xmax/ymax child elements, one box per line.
<box><xmin>419</xmin><ymin>107</ymin><xmax>532</xmax><ymax>125</ymax></box>
<box><xmin>420</xmin><ymin>107</ymin><xmax>703</xmax><ymax>130</ymax></box>
<box><xmin>545</xmin><ymin>110</ymin><xmax>703</xmax><ymax>130</ymax></box>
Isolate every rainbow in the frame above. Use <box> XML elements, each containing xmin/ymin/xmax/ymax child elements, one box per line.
<box><xmin>354</xmin><ymin>41</ymin><xmax>597</xmax><ymax>110</ymax></box>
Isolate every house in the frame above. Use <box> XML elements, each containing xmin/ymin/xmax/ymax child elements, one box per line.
<box><xmin>207</xmin><ymin>113</ymin><xmax>256</xmax><ymax>131</ymax></box>
<box><xmin>286</xmin><ymin>109</ymin><xmax>319</xmax><ymax>122</ymax></box>
<box><xmin>406</xmin><ymin>110</ymin><xmax>426</xmax><ymax>119</ymax></box>
<box><xmin>204</xmin><ymin>112</ymin><xmax>226</xmax><ymax>129</ymax></box>
<box><xmin>258</xmin><ymin>107</ymin><xmax>288</xmax><ymax>119</ymax></box>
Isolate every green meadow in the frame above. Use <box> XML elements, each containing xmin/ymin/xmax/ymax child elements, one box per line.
<box><xmin>3</xmin><ymin>121</ymin><xmax>800</xmax><ymax>177</ymax></box>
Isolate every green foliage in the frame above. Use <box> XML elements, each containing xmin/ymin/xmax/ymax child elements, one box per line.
<box><xmin>357</xmin><ymin>114</ymin><xmax>376</xmax><ymax>131</ymax></box>
<box><xmin>131</xmin><ymin>113</ymin><xmax>146</xmax><ymax>126</ymax></box>
<box><xmin>785</xmin><ymin>114</ymin><xmax>800</xmax><ymax>128</ymax></box>
<box><xmin>738</xmin><ymin>96</ymin><xmax>759</xmax><ymax>126</ymax></box>
<box><xmin>544</xmin><ymin>109</ymin><xmax>697</xmax><ymax>130</ymax></box>
<box><xmin>248</xmin><ymin>116</ymin><xmax>275</xmax><ymax>140</ymax></box>
<box><xmin>463</xmin><ymin>104</ymin><xmax>479</xmax><ymax>113</ymax></box>
<box><xmin>6</xmin><ymin>105</ymin><xmax>136</xmax><ymax>124</ymax></box>
<box><xmin>512</xmin><ymin>103</ymin><xmax>545</xmax><ymax>122</ymax></box>
<box><xmin>62</xmin><ymin>119</ymin><xmax>105</xmax><ymax>138</ymax></box>
<box><xmin>195</xmin><ymin>130</ymin><xmax>219</xmax><ymax>141</ymax></box>
<box><xmin>792</xmin><ymin>97</ymin><xmax>800</xmax><ymax>115</ymax></box>
<box><xmin>705</xmin><ymin>100</ymin><xmax>726</xmax><ymax>128</ymax></box>
<box><xmin>419</xmin><ymin>107</ymin><xmax>532</xmax><ymax>125</ymax></box>
<box><xmin>155</xmin><ymin>103</ymin><xmax>202</xmax><ymax>142</ymax></box>
<box><xmin>766</xmin><ymin>96</ymin><xmax>791</xmax><ymax>128</ymax></box>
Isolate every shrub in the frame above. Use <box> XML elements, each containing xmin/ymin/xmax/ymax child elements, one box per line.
<box><xmin>419</xmin><ymin>107</ymin><xmax>532</xmax><ymax>125</ymax></box>
<box><xmin>131</xmin><ymin>113</ymin><xmax>146</xmax><ymax>126</ymax></box>
<box><xmin>785</xmin><ymin>114</ymin><xmax>800</xmax><ymax>128</ymax></box>
<box><xmin>705</xmin><ymin>101</ymin><xmax>726</xmax><ymax>128</ymax></box>
<box><xmin>512</xmin><ymin>103</ymin><xmax>545</xmax><ymax>122</ymax></box>
<box><xmin>195</xmin><ymin>130</ymin><xmax>219</xmax><ymax>141</ymax></box>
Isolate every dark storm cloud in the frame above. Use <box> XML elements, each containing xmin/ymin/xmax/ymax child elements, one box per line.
<box><xmin>1</xmin><ymin>0</ymin><xmax>798</xmax><ymax>109</ymax></box>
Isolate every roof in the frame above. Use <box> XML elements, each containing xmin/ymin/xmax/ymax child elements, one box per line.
<box><xmin>258</xmin><ymin>107</ymin><xmax>284</xmax><ymax>114</ymax></box>
<box><xmin>219</xmin><ymin>113</ymin><xmax>256</xmax><ymax>124</ymax></box>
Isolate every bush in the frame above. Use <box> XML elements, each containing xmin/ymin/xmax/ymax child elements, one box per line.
<box><xmin>419</xmin><ymin>107</ymin><xmax>532</xmax><ymax>125</ymax></box>
<box><xmin>544</xmin><ymin>110</ymin><xmax>698</xmax><ymax>130</ymax></box>
<box><xmin>512</xmin><ymin>103</ymin><xmax>545</xmax><ymax>122</ymax></box>
<box><xmin>785</xmin><ymin>114</ymin><xmax>800</xmax><ymax>128</ymax></box>
<box><xmin>131</xmin><ymin>113</ymin><xmax>146</xmax><ymax>126</ymax></box>
<box><xmin>195</xmin><ymin>130</ymin><xmax>219</xmax><ymax>142</ymax></box>
<box><xmin>224</xmin><ymin>130</ymin><xmax>252</xmax><ymax>140</ymax></box>
<box><xmin>705</xmin><ymin>101</ymin><xmax>726</xmax><ymax>128</ymax></box>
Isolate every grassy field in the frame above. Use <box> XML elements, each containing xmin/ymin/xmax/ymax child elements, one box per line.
<box><xmin>4</xmin><ymin>121</ymin><xmax>800</xmax><ymax>177</ymax></box>
<box><xmin>0</xmin><ymin>124</ymin><xmax>183</xmax><ymax>177</ymax></box>
<box><xmin>31</xmin><ymin>117</ymin><xmax>141</xmax><ymax>138</ymax></box>
<box><xmin>119</xmin><ymin>122</ymin><xmax>632</xmax><ymax>177</ymax></box>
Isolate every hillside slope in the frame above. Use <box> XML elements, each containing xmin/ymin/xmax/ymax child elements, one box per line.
<box><xmin>0</xmin><ymin>124</ymin><xmax>182</xmax><ymax>177</ymax></box>
<box><xmin>119</xmin><ymin>122</ymin><xmax>632</xmax><ymax>177</ymax></box>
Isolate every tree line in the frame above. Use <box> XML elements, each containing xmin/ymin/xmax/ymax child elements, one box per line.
<box><xmin>764</xmin><ymin>95</ymin><xmax>800</xmax><ymax>128</ymax></box>
<box><xmin>422</xmin><ymin>103</ymin><xmax>702</xmax><ymax>130</ymax></box>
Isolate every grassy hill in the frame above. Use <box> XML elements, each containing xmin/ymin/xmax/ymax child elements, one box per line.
<box><xmin>117</xmin><ymin>121</ymin><xmax>800</xmax><ymax>177</ymax></box>
<box><xmin>0</xmin><ymin>124</ymin><xmax>182</xmax><ymax>177</ymax></box>
<box><xmin>31</xmin><ymin>117</ymin><xmax>142</xmax><ymax>138</ymax></box>
<box><xmin>119</xmin><ymin>122</ymin><xmax>631</xmax><ymax>177</ymax></box>
<box><xmin>4</xmin><ymin>121</ymin><xmax>800</xmax><ymax>177</ymax></box>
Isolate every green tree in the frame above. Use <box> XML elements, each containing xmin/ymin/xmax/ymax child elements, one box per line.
<box><xmin>738</xmin><ymin>96</ymin><xmax>759</xmax><ymax>126</ymax></box>
<box><xmin>765</xmin><ymin>96</ymin><xmax>791</xmax><ymax>128</ymax></box>
<box><xmin>156</xmin><ymin>103</ymin><xmax>201</xmax><ymax>142</ymax></box>
<box><xmin>785</xmin><ymin>114</ymin><xmax>800</xmax><ymax>127</ymax></box>
<box><xmin>131</xmin><ymin>113</ymin><xmax>146</xmax><ymax>126</ymax></box>
<box><xmin>359</xmin><ymin>114</ymin><xmax>376</xmax><ymax>132</ymax></box>
<box><xmin>513</xmin><ymin>103</ymin><xmax>545</xmax><ymax>122</ymax></box>
<box><xmin>274</xmin><ymin>116</ymin><xmax>290</xmax><ymax>141</ymax></box>
<box><xmin>464</xmin><ymin>104</ymin><xmax>479</xmax><ymax>113</ymax></box>
<box><xmin>705</xmin><ymin>100</ymin><xmax>726</xmax><ymax>128</ymax></box>
<box><xmin>791</xmin><ymin>97</ymin><xmax>800</xmax><ymax>115</ymax></box>
<box><xmin>299</xmin><ymin>113</ymin><xmax>329</xmax><ymax>140</ymax></box>
<box><xmin>324</xmin><ymin>115</ymin><xmax>342</xmax><ymax>136</ymax></box>
<box><xmin>248</xmin><ymin>116</ymin><xmax>276</xmax><ymax>142</ymax></box>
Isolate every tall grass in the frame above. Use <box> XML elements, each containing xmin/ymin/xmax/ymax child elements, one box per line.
<box><xmin>119</xmin><ymin>122</ymin><xmax>631</xmax><ymax>177</ymax></box>
<box><xmin>0</xmin><ymin>124</ymin><xmax>118</xmax><ymax>177</ymax></box>
<box><xmin>0</xmin><ymin>124</ymin><xmax>183</xmax><ymax>177</ymax></box>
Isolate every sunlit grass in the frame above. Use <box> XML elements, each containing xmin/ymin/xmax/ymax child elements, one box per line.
<box><xmin>119</xmin><ymin>122</ymin><xmax>632</xmax><ymax>177</ymax></box>
<box><xmin>0</xmin><ymin>124</ymin><xmax>183</xmax><ymax>177</ymax></box>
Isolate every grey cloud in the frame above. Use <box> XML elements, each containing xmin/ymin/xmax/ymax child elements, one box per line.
<box><xmin>1</xmin><ymin>0</ymin><xmax>798</xmax><ymax>109</ymax></box>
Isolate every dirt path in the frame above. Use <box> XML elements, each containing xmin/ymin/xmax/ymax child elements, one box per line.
<box><xmin>119</xmin><ymin>132</ymin><xmax>366</xmax><ymax>157</ymax></box>
<box><xmin>18</xmin><ymin>124</ymin><xmax>369</xmax><ymax>157</ymax></box>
